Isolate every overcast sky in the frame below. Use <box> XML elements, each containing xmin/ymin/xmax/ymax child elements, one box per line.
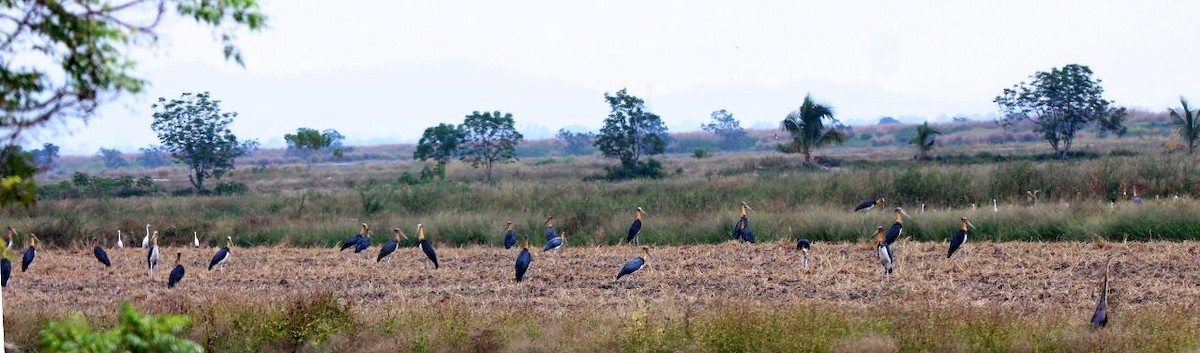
<box><xmin>24</xmin><ymin>0</ymin><xmax>1200</xmax><ymax>155</ymax></box>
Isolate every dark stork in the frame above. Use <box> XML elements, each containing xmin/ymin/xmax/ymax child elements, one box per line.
<box><xmin>733</xmin><ymin>202</ymin><xmax>755</xmax><ymax>243</ymax></box>
<box><xmin>377</xmin><ymin>228</ymin><xmax>406</xmax><ymax>262</ymax></box>
<box><xmin>884</xmin><ymin>207</ymin><xmax>911</xmax><ymax>246</ymax></box>
<box><xmin>616</xmin><ymin>247</ymin><xmax>650</xmax><ymax>282</ymax></box>
<box><xmin>418</xmin><ymin>224</ymin><xmax>439</xmax><ymax>272</ymax></box>
<box><xmin>947</xmin><ymin>217</ymin><xmax>976</xmax><ymax>258</ymax></box>
<box><xmin>796</xmin><ymin>238</ymin><xmax>812</xmax><ymax>268</ymax></box>
<box><xmin>92</xmin><ymin>237</ymin><xmax>111</xmax><ymax>267</ymax></box>
<box><xmin>209</xmin><ymin>236</ymin><xmax>233</xmax><ymax>272</ymax></box>
<box><xmin>354</xmin><ymin>227</ymin><xmax>372</xmax><ymax>254</ymax></box>
<box><xmin>5</xmin><ymin>226</ymin><xmax>14</xmax><ymax>250</ymax></box>
<box><xmin>624</xmin><ymin>207</ymin><xmax>646</xmax><ymax>245</ymax></box>
<box><xmin>1</xmin><ymin>256</ymin><xmax>10</xmax><ymax>287</ymax></box>
<box><xmin>1025</xmin><ymin>190</ymin><xmax>1040</xmax><ymax>208</ymax></box>
<box><xmin>514</xmin><ymin>235</ymin><xmax>532</xmax><ymax>282</ymax></box>
<box><xmin>22</xmin><ymin>233</ymin><xmax>38</xmax><ymax>273</ymax></box>
<box><xmin>544</xmin><ymin>216</ymin><xmax>557</xmax><ymax>241</ymax></box>
<box><xmin>854</xmin><ymin>197</ymin><xmax>885</xmax><ymax>212</ymax></box>
<box><xmin>1091</xmin><ymin>255</ymin><xmax>1113</xmax><ymax>329</ymax></box>
<box><xmin>340</xmin><ymin>223</ymin><xmax>368</xmax><ymax>251</ymax></box>
<box><xmin>167</xmin><ymin>252</ymin><xmax>186</xmax><ymax>288</ymax></box>
<box><xmin>544</xmin><ymin>231</ymin><xmax>565</xmax><ymax>257</ymax></box>
<box><xmin>1132</xmin><ymin>185</ymin><xmax>1142</xmax><ymax>205</ymax></box>
<box><xmin>503</xmin><ymin>221</ymin><xmax>517</xmax><ymax>250</ymax></box>
<box><xmin>874</xmin><ymin>226</ymin><xmax>893</xmax><ymax>275</ymax></box>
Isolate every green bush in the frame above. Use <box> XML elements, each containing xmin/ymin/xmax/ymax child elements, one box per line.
<box><xmin>40</xmin><ymin>302</ymin><xmax>202</xmax><ymax>353</ymax></box>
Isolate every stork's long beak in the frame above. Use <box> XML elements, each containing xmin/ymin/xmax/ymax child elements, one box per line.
<box><xmin>900</xmin><ymin>209</ymin><xmax>912</xmax><ymax>219</ymax></box>
<box><xmin>745</xmin><ymin>204</ymin><xmax>754</xmax><ymax>213</ymax></box>
<box><xmin>967</xmin><ymin>221</ymin><xmax>976</xmax><ymax>230</ymax></box>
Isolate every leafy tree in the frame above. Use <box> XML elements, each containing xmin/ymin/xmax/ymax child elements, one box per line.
<box><xmin>284</xmin><ymin>128</ymin><xmax>345</xmax><ymax>164</ymax></box>
<box><xmin>29</xmin><ymin>143</ymin><xmax>60</xmax><ymax>170</ymax></box>
<box><xmin>98</xmin><ymin>148</ymin><xmax>128</xmax><ymax>169</ymax></box>
<box><xmin>459</xmin><ymin>111</ymin><xmax>523</xmax><ymax>181</ymax></box>
<box><xmin>909</xmin><ymin>122</ymin><xmax>941</xmax><ymax>160</ymax></box>
<box><xmin>878</xmin><ymin>116</ymin><xmax>902</xmax><ymax>125</ymax></box>
<box><xmin>40</xmin><ymin>301</ymin><xmax>202</xmax><ymax>353</ymax></box>
<box><xmin>701</xmin><ymin>109</ymin><xmax>748</xmax><ymax>151</ymax></box>
<box><xmin>0</xmin><ymin>146</ymin><xmax>38</xmax><ymax>208</ymax></box>
<box><xmin>555</xmin><ymin>129</ymin><xmax>596</xmax><ymax>156</ymax></box>
<box><xmin>413</xmin><ymin>123</ymin><xmax>464</xmax><ymax>180</ymax></box>
<box><xmin>138</xmin><ymin>145</ymin><xmax>173</xmax><ymax>168</ymax></box>
<box><xmin>995</xmin><ymin>64</ymin><xmax>1126</xmax><ymax>159</ymax></box>
<box><xmin>151</xmin><ymin>92</ymin><xmax>256</xmax><ymax>193</ymax></box>
<box><xmin>0</xmin><ymin>0</ymin><xmax>266</xmax><ymax>207</ymax></box>
<box><xmin>1169</xmin><ymin>96</ymin><xmax>1199</xmax><ymax>155</ymax></box>
<box><xmin>595</xmin><ymin>89</ymin><xmax>668</xmax><ymax>169</ymax></box>
<box><xmin>780</xmin><ymin>94</ymin><xmax>847</xmax><ymax>162</ymax></box>
<box><xmin>0</xmin><ymin>1</ymin><xmax>265</xmax><ymax>147</ymax></box>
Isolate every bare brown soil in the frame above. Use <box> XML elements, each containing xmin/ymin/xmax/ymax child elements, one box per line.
<box><xmin>6</xmin><ymin>240</ymin><xmax>1198</xmax><ymax>320</ymax></box>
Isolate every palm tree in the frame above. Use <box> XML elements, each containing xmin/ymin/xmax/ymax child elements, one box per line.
<box><xmin>909</xmin><ymin>121</ymin><xmax>941</xmax><ymax>160</ymax></box>
<box><xmin>1169</xmin><ymin>96</ymin><xmax>1199</xmax><ymax>155</ymax></box>
<box><xmin>780</xmin><ymin>94</ymin><xmax>846</xmax><ymax>162</ymax></box>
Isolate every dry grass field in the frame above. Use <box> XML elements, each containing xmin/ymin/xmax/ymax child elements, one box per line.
<box><xmin>5</xmin><ymin>239</ymin><xmax>1200</xmax><ymax>351</ymax></box>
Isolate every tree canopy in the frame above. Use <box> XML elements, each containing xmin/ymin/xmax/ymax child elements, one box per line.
<box><xmin>151</xmin><ymin>92</ymin><xmax>256</xmax><ymax>193</ymax></box>
<box><xmin>1169</xmin><ymin>97</ymin><xmax>1199</xmax><ymax>155</ymax></box>
<box><xmin>556</xmin><ymin>129</ymin><xmax>595</xmax><ymax>156</ymax></box>
<box><xmin>701</xmin><ymin>109</ymin><xmax>748</xmax><ymax>151</ymax></box>
<box><xmin>595</xmin><ymin>89</ymin><xmax>668</xmax><ymax>167</ymax></box>
<box><xmin>459</xmin><ymin>111</ymin><xmax>523</xmax><ymax>181</ymax></box>
<box><xmin>284</xmin><ymin>128</ymin><xmax>345</xmax><ymax>163</ymax></box>
<box><xmin>0</xmin><ymin>0</ymin><xmax>266</xmax><ymax>207</ymax></box>
<box><xmin>780</xmin><ymin>94</ymin><xmax>846</xmax><ymax>162</ymax></box>
<box><xmin>909</xmin><ymin>122</ymin><xmax>941</xmax><ymax>160</ymax></box>
<box><xmin>413</xmin><ymin>123</ymin><xmax>464</xmax><ymax>180</ymax></box>
<box><xmin>995</xmin><ymin>64</ymin><xmax>1126</xmax><ymax>159</ymax></box>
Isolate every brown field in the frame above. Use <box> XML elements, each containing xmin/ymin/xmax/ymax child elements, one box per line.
<box><xmin>4</xmin><ymin>239</ymin><xmax>1200</xmax><ymax>351</ymax></box>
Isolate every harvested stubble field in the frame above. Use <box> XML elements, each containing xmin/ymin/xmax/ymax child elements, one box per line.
<box><xmin>5</xmin><ymin>239</ymin><xmax>1200</xmax><ymax>352</ymax></box>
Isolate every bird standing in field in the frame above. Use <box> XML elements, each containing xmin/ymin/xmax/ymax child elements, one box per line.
<box><xmin>209</xmin><ymin>236</ymin><xmax>233</xmax><ymax>272</ymax></box>
<box><xmin>625</xmin><ymin>207</ymin><xmax>646</xmax><ymax>245</ymax></box>
<box><xmin>503</xmin><ymin>221</ymin><xmax>517</xmax><ymax>250</ymax></box>
<box><xmin>193</xmin><ymin>231</ymin><xmax>201</xmax><ymax>248</ymax></box>
<box><xmin>616</xmin><ymin>247</ymin><xmax>651</xmax><ymax>282</ymax></box>
<box><xmin>874</xmin><ymin>226</ymin><xmax>893</xmax><ymax>275</ymax></box>
<box><xmin>116</xmin><ymin>229</ymin><xmax>123</xmax><ymax>249</ymax></box>
<box><xmin>796</xmin><ymin>238</ymin><xmax>812</xmax><ymax>269</ymax></box>
<box><xmin>884</xmin><ymin>207</ymin><xmax>911</xmax><ymax>246</ymax></box>
<box><xmin>947</xmin><ymin>217</ymin><xmax>976</xmax><ymax>258</ymax></box>
<box><xmin>168</xmin><ymin>252</ymin><xmax>186</xmax><ymax>288</ymax></box>
<box><xmin>92</xmin><ymin>237</ymin><xmax>111</xmax><ymax>267</ymax></box>
<box><xmin>5</xmin><ymin>226</ymin><xmax>14</xmax><ymax>250</ymax></box>
<box><xmin>354</xmin><ymin>228</ymin><xmax>372</xmax><ymax>254</ymax></box>
<box><xmin>340</xmin><ymin>223</ymin><xmax>368</xmax><ymax>251</ymax></box>
<box><xmin>733</xmin><ymin>202</ymin><xmax>755</xmax><ymax>243</ymax></box>
<box><xmin>1132</xmin><ymin>185</ymin><xmax>1143</xmax><ymax>205</ymax></box>
<box><xmin>544</xmin><ymin>231</ymin><xmax>565</xmax><ymax>257</ymax></box>
<box><xmin>1</xmin><ymin>253</ymin><xmax>10</xmax><ymax>287</ymax></box>
<box><xmin>142</xmin><ymin>224</ymin><xmax>150</xmax><ymax>248</ymax></box>
<box><xmin>544</xmin><ymin>216</ymin><xmax>557</xmax><ymax>241</ymax></box>
<box><xmin>21</xmin><ymin>233</ymin><xmax>38</xmax><ymax>273</ymax></box>
<box><xmin>855</xmin><ymin>197</ymin><xmax>885</xmax><ymax>212</ymax></box>
<box><xmin>146</xmin><ymin>231</ymin><xmax>160</xmax><ymax>275</ymax></box>
<box><xmin>514</xmin><ymin>235</ymin><xmax>532</xmax><ymax>282</ymax></box>
<box><xmin>1091</xmin><ymin>255</ymin><xmax>1113</xmax><ymax>329</ymax></box>
<box><xmin>417</xmin><ymin>224</ymin><xmax>439</xmax><ymax>272</ymax></box>
<box><xmin>377</xmin><ymin>228</ymin><xmax>406</xmax><ymax>262</ymax></box>
<box><xmin>1025</xmin><ymin>190</ymin><xmax>1040</xmax><ymax>208</ymax></box>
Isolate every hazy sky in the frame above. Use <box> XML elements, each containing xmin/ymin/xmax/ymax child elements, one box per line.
<box><xmin>25</xmin><ymin>0</ymin><xmax>1200</xmax><ymax>155</ymax></box>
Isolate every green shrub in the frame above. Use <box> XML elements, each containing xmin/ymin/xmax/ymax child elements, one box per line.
<box><xmin>40</xmin><ymin>302</ymin><xmax>202</xmax><ymax>353</ymax></box>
